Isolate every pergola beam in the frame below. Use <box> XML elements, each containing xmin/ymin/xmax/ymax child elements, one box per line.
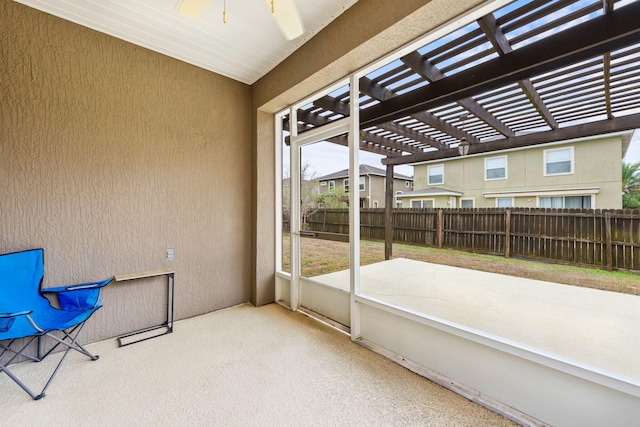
<box><xmin>378</xmin><ymin>122</ymin><xmax>445</xmax><ymax>151</ymax></box>
<box><xmin>360</xmin><ymin>77</ymin><xmax>395</xmax><ymax>102</ymax></box>
<box><xmin>382</xmin><ymin>113</ymin><xmax>640</xmax><ymax>166</ymax></box>
<box><xmin>361</xmin><ymin>73</ymin><xmax>473</xmax><ymax>147</ymax></box>
<box><xmin>327</xmin><ymin>134</ymin><xmax>404</xmax><ymax>157</ymax></box>
<box><xmin>402</xmin><ymin>44</ymin><xmax>515</xmax><ymax>138</ymax></box>
<box><xmin>361</xmin><ymin>130</ymin><xmax>425</xmax><ymax>155</ymax></box>
<box><xmin>604</xmin><ymin>53</ymin><xmax>613</xmax><ymax>119</ymax></box>
<box><xmin>479</xmin><ymin>14</ymin><xmax>558</xmax><ymax>130</ymax></box>
<box><xmin>363</xmin><ymin>3</ymin><xmax>640</xmax><ymax>127</ymax></box>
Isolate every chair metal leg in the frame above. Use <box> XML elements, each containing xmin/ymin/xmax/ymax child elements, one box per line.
<box><xmin>0</xmin><ymin>322</ymin><xmax>98</xmax><ymax>400</ymax></box>
<box><xmin>1</xmin><ymin>336</ymin><xmax>42</xmax><ymax>364</ymax></box>
<box><xmin>43</xmin><ymin>322</ymin><xmax>98</xmax><ymax>361</ymax></box>
<box><xmin>0</xmin><ymin>363</ymin><xmax>40</xmax><ymax>400</ymax></box>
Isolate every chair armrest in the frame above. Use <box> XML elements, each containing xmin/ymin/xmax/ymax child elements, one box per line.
<box><xmin>0</xmin><ymin>311</ymin><xmax>36</xmax><ymax>333</ymax></box>
<box><xmin>42</xmin><ymin>278</ymin><xmax>113</xmax><ymax>294</ymax></box>
<box><xmin>42</xmin><ymin>278</ymin><xmax>113</xmax><ymax>311</ymax></box>
<box><xmin>0</xmin><ymin>310</ymin><xmax>32</xmax><ymax>318</ymax></box>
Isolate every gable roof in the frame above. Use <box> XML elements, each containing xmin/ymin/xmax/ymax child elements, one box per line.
<box><xmin>317</xmin><ymin>164</ymin><xmax>413</xmax><ymax>181</ymax></box>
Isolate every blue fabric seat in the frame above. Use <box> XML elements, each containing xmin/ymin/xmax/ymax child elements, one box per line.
<box><xmin>0</xmin><ymin>248</ymin><xmax>111</xmax><ymax>400</ymax></box>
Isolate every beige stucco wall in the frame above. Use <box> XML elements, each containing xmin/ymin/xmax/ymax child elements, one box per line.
<box><xmin>1</xmin><ymin>0</ymin><xmax>252</xmax><ymax>343</ymax></box>
<box><xmin>368</xmin><ymin>176</ymin><xmax>413</xmax><ymax>208</ymax></box>
<box><xmin>251</xmin><ymin>0</ymin><xmax>485</xmax><ymax>305</ymax></box>
<box><xmin>412</xmin><ymin>136</ymin><xmax>625</xmax><ymax>208</ymax></box>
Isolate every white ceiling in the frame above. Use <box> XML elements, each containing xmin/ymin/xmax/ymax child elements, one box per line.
<box><xmin>15</xmin><ymin>0</ymin><xmax>358</xmax><ymax>84</ymax></box>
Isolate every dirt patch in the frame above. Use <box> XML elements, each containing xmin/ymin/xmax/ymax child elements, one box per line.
<box><xmin>283</xmin><ymin>236</ymin><xmax>639</xmax><ymax>296</ymax></box>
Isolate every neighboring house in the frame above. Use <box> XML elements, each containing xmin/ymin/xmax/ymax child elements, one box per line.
<box><xmin>398</xmin><ymin>132</ymin><xmax>632</xmax><ymax>209</ymax></box>
<box><xmin>317</xmin><ymin>164</ymin><xmax>413</xmax><ymax>208</ymax></box>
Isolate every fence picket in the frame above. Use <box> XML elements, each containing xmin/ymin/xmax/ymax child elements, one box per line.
<box><xmin>306</xmin><ymin>208</ymin><xmax>640</xmax><ymax>272</ymax></box>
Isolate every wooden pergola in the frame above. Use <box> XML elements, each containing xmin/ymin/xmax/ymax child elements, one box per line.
<box><xmin>285</xmin><ymin>0</ymin><xmax>640</xmax><ymax>258</ymax></box>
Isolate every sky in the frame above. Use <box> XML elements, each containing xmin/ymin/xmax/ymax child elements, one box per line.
<box><xmin>283</xmin><ymin>142</ymin><xmax>414</xmax><ymax>179</ymax></box>
<box><xmin>625</xmin><ymin>130</ymin><xmax>640</xmax><ymax>163</ymax></box>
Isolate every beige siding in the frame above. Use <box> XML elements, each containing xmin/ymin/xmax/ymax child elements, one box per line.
<box><xmin>412</xmin><ymin>136</ymin><xmax>625</xmax><ymax>209</ymax></box>
<box><xmin>1</xmin><ymin>0</ymin><xmax>252</xmax><ymax>342</ymax></box>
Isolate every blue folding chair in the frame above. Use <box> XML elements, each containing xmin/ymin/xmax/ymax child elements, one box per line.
<box><xmin>0</xmin><ymin>248</ymin><xmax>112</xmax><ymax>400</ymax></box>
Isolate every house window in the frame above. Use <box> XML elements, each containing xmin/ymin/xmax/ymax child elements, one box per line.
<box><xmin>328</xmin><ymin>180</ymin><xmax>335</xmax><ymax>191</ymax></box>
<box><xmin>405</xmin><ymin>181</ymin><xmax>410</xmax><ymax>187</ymax></box>
<box><xmin>544</xmin><ymin>147</ymin><xmax>573</xmax><ymax>175</ymax></box>
<box><xmin>320</xmin><ymin>181</ymin><xmax>327</xmax><ymax>186</ymax></box>
<box><xmin>344</xmin><ymin>179</ymin><xmax>349</xmax><ymax>192</ymax></box>
<box><xmin>496</xmin><ymin>198</ymin><xmax>513</xmax><ymax>208</ymax></box>
<box><xmin>395</xmin><ymin>191</ymin><xmax>403</xmax><ymax>207</ymax></box>
<box><xmin>485</xmin><ymin>156</ymin><xmax>507</xmax><ymax>180</ymax></box>
<box><xmin>461</xmin><ymin>198</ymin><xmax>474</xmax><ymax>208</ymax></box>
<box><xmin>428</xmin><ymin>164</ymin><xmax>444</xmax><ymax>185</ymax></box>
<box><xmin>411</xmin><ymin>200</ymin><xmax>434</xmax><ymax>208</ymax></box>
<box><xmin>539</xmin><ymin>196</ymin><xmax>591</xmax><ymax>209</ymax></box>
<box><xmin>359</xmin><ymin>176</ymin><xmax>365</xmax><ymax>191</ymax></box>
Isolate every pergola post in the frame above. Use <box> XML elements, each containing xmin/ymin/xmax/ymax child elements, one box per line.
<box><xmin>384</xmin><ymin>162</ymin><xmax>394</xmax><ymax>260</ymax></box>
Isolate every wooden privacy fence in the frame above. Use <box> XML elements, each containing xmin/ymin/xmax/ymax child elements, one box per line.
<box><xmin>306</xmin><ymin>208</ymin><xmax>640</xmax><ymax>272</ymax></box>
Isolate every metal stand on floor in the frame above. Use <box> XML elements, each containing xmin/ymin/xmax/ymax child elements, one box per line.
<box><xmin>113</xmin><ymin>269</ymin><xmax>175</xmax><ymax>347</ymax></box>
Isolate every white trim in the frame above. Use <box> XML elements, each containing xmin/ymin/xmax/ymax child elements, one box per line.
<box><xmin>349</xmin><ymin>74</ymin><xmax>361</xmax><ymax>339</ymax></box>
<box><xmin>274</xmin><ymin>114</ymin><xmax>284</xmax><ymax>302</ymax></box>
<box><xmin>359</xmin><ymin>175</ymin><xmax>366</xmax><ymax>191</ymax></box>
<box><xmin>484</xmin><ymin>155</ymin><xmax>507</xmax><ymax>181</ymax></box>
<box><xmin>536</xmin><ymin>194</ymin><xmax>596</xmax><ymax>209</ymax></box>
<box><xmin>343</xmin><ymin>178</ymin><xmax>349</xmax><ymax>191</ymax></box>
<box><xmin>461</xmin><ymin>197</ymin><xmax>475</xmax><ymax>208</ymax></box>
<box><xmin>290</xmin><ymin>116</ymin><xmax>349</xmax><ymax>147</ymax></box>
<box><xmin>397</xmin><ymin>190</ymin><xmax>462</xmax><ymax>197</ymax></box>
<box><xmin>544</xmin><ymin>146</ymin><xmax>574</xmax><ymax>176</ymax></box>
<box><xmin>496</xmin><ymin>197</ymin><xmax>514</xmax><ymax>208</ymax></box>
<box><xmin>484</xmin><ymin>187</ymin><xmax>599</xmax><ymax>198</ymax></box>
<box><xmin>289</xmin><ymin>106</ymin><xmax>300</xmax><ymax>311</ymax></box>
<box><xmin>427</xmin><ymin>164</ymin><xmax>444</xmax><ymax>185</ymax></box>
<box><xmin>275</xmin><ymin>112</ymin><xmax>284</xmax><ymax>276</ymax></box>
<box><xmin>410</xmin><ymin>198</ymin><xmax>435</xmax><ymax>208</ymax></box>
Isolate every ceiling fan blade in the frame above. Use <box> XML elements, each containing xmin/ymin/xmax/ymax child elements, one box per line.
<box><xmin>176</xmin><ymin>0</ymin><xmax>212</xmax><ymax>19</ymax></box>
<box><xmin>265</xmin><ymin>0</ymin><xmax>304</xmax><ymax>41</ymax></box>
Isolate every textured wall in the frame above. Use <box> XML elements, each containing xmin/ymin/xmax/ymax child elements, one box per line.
<box><xmin>0</xmin><ymin>0</ymin><xmax>251</xmax><ymax>343</ymax></box>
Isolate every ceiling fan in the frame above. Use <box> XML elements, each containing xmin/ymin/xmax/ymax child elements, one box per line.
<box><xmin>175</xmin><ymin>0</ymin><xmax>305</xmax><ymax>40</ymax></box>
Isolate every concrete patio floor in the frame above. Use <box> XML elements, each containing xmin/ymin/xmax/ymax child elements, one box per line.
<box><xmin>313</xmin><ymin>258</ymin><xmax>640</xmax><ymax>380</ymax></box>
<box><xmin>0</xmin><ymin>303</ymin><xmax>516</xmax><ymax>426</ymax></box>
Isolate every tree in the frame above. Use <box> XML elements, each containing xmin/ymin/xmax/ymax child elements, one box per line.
<box><xmin>318</xmin><ymin>187</ymin><xmax>349</xmax><ymax>208</ymax></box>
<box><xmin>622</xmin><ymin>162</ymin><xmax>640</xmax><ymax>208</ymax></box>
<box><xmin>623</xmin><ymin>193</ymin><xmax>640</xmax><ymax>208</ymax></box>
<box><xmin>622</xmin><ymin>161</ymin><xmax>640</xmax><ymax>194</ymax></box>
<box><xmin>282</xmin><ymin>162</ymin><xmax>320</xmax><ymax>230</ymax></box>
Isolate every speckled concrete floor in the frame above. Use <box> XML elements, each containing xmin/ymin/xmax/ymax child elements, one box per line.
<box><xmin>1</xmin><ymin>303</ymin><xmax>516</xmax><ymax>426</ymax></box>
